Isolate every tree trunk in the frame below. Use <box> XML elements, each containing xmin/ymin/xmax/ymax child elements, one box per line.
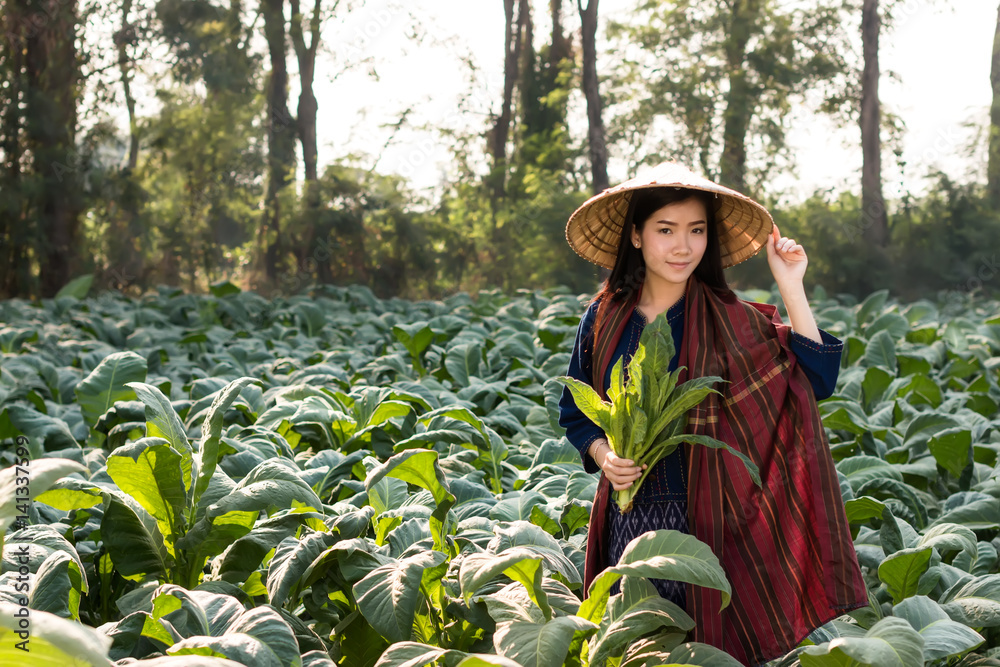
<box><xmin>517</xmin><ymin>0</ymin><xmax>536</xmax><ymax>138</ymax></box>
<box><xmin>116</xmin><ymin>0</ymin><xmax>139</xmax><ymax>171</ymax></box>
<box><xmin>291</xmin><ymin>0</ymin><xmax>320</xmax><ymax>196</ymax></box>
<box><xmin>291</xmin><ymin>0</ymin><xmax>322</xmax><ymax>277</ymax></box>
<box><xmin>578</xmin><ymin>0</ymin><xmax>609</xmax><ymax>194</ymax></box>
<box><xmin>720</xmin><ymin>0</ymin><xmax>761</xmax><ymax>192</ymax></box>
<box><xmin>24</xmin><ymin>0</ymin><xmax>83</xmax><ymax>298</ymax></box>
<box><xmin>489</xmin><ymin>0</ymin><xmax>519</xmax><ymax>212</ymax></box>
<box><xmin>258</xmin><ymin>0</ymin><xmax>297</xmax><ymax>287</ymax></box>
<box><xmin>550</xmin><ymin>0</ymin><xmax>570</xmax><ymax>71</ymax></box>
<box><xmin>988</xmin><ymin>2</ymin><xmax>1000</xmax><ymax>208</ymax></box>
<box><xmin>108</xmin><ymin>0</ymin><xmax>145</xmax><ymax>292</ymax></box>
<box><xmin>861</xmin><ymin>0</ymin><xmax>888</xmax><ymax>246</ymax></box>
<box><xmin>0</xmin><ymin>1</ymin><xmax>31</xmax><ymax>298</ymax></box>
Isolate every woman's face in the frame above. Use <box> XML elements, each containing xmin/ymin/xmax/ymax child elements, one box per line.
<box><xmin>630</xmin><ymin>197</ymin><xmax>709</xmax><ymax>290</ymax></box>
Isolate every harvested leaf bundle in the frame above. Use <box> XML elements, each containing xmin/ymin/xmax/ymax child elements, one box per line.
<box><xmin>557</xmin><ymin>310</ymin><xmax>762</xmax><ymax>512</ymax></box>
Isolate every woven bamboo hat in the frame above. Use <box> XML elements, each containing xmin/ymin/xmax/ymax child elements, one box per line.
<box><xmin>565</xmin><ymin>161</ymin><xmax>774</xmax><ymax>270</ymax></box>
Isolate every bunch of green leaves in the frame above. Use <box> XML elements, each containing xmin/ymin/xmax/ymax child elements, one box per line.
<box><xmin>557</xmin><ymin>311</ymin><xmax>761</xmax><ymax>512</ymax></box>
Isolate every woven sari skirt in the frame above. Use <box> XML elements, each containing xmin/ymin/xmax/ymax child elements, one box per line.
<box><xmin>605</xmin><ymin>445</ymin><xmax>690</xmax><ymax>610</ymax></box>
<box><xmin>607</xmin><ymin>499</ymin><xmax>689</xmax><ymax>609</ymax></box>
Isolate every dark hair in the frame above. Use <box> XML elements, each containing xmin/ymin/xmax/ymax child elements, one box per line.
<box><xmin>588</xmin><ymin>186</ymin><xmax>733</xmax><ymax>344</ymax></box>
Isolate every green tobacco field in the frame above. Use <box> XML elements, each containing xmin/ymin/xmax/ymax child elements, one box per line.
<box><xmin>1</xmin><ymin>282</ymin><xmax>999</xmax><ymax>667</ymax></box>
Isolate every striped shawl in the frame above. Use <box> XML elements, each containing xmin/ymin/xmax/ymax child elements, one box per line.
<box><xmin>582</xmin><ymin>274</ymin><xmax>867</xmax><ymax>666</ymax></box>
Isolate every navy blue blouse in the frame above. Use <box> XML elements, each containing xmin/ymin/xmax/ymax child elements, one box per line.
<box><xmin>558</xmin><ymin>294</ymin><xmax>845</xmax><ymax>502</ymax></box>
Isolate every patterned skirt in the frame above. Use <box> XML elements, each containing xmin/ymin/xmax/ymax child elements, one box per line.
<box><xmin>605</xmin><ymin>445</ymin><xmax>690</xmax><ymax>610</ymax></box>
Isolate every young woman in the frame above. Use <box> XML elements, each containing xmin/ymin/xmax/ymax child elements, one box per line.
<box><xmin>558</xmin><ymin>162</ymin><xmax>866</xmax><ymax>666</ymax></box>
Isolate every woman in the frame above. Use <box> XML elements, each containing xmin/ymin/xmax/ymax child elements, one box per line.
<box><xmin>558</xmin><ymin>162</ymin><xmax>866</xmax><ymax>666</ymax></box>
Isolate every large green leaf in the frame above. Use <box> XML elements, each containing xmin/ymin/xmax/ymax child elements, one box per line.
<box><xmin>1</xmin><ymin>405</ymin><xmax>79</xmax><ymax>454</ymax></box>
<box><xmin>485</xmin><ymin>521</ymin><xmax>581</xmax><ymax>585</ymax></box>
<box><xmin>74</xmin><ymin>351</ymin><xmax>147</xmax><ymax>429</ymax></box>
<box><xmin>928</xmin><ymin>427</ymin><xmax>973</xmax><ymax>478</ymax></box>
<box><xmin>492</xmin><ymin>616</ymin><xmax>597</xmax><ymax>667</ymax></box>
<box><xmin>930</xmin><ymin>497</ymin><xmax>1000</xmax><ymax>531</ymax></box>
<box><xmin>219</xmin><ymin>605</ymin><xmax>301</xmax><ymax>667</ymax></box>
<box><xmin>3</xmin><ymin>525</ymin><xmax>87</xmax><ymax>577</ymax></box>
<box><xmin>940</xmin><ymin>575</ymin><xmax>1000</xmax><ymax>627</ymax></box>
<box><xmin>589</xmin><ymin>577</ymin><xmax>694</xmax><ymax>666</ymax></box>
<box><xmin>0</xmin><ymin>457</ymin><xmax>86</xmax><ymax>533</ymax></box>
<box><xmin>917</xmin><ymin>523</ymin><xmax>978</xmax><ymax>563</ymax></box>
<box><xmin>607</xmin><ymin>530</ymin><xmax>731</xmax><ymax>611</ymax></box>
<box><xmin>0</xmin><ymin>602</ymin><xmax>112</xmax><ymax>666</ymax></box>
<box><xmin>372</xmin><ymin>642</ymin><xmax>466</xmax><ymax>667</ymax></box>
<box><xmin>893</xmin><ymin>595</ymin><xmax>984</xmax><ymax>661</ymax></box>
<box><xmin>145</xmin><ymin>587</ymin><xmax>300</xmax><ymax>667</ymax></box>
<box><xmin>837</xmin><ymin>456</ymin><xmax>903</xmax><ymax>491</ymax></box>
<box><xmin>800</xmin><ymin>616</ymin><xmax>924</xmax><ymax>666</ymax></box>
<box><xmin>167</xmin><ymin>633</ymin><xmax>282</xmax><ymax>667</ymax></box>
<box><xmin>101</xmin><ymin>491</ymin><xmax>172</xmax><ymax>581</ymax></box>
<box><xmin>106</xmin><ymin>438</ymin><xmax>187</xmax><ymax>555</ymax></box>
<box><xmin>30</xmin><ymin>551</ymin><xmax>88</xmax><ymax>620</ymax></box>
<box><xmin>445</xmin><ymin>342</ymin><xmax>484</xmax><ymax>387</ymax></box>
<box><xmin>459</xmin><ymin>548</ymin><xmax>551</xmax><ymax>619</ymax></box>
<box><xmin>55</xmin><ymin>274</ymin><xmax>95</xmax><ymax>299</ymax></box>
<box><xmin>651</xmin><ymin>641</ymin><xmax>745</xmax><ymax>665</ymax></box>
<box><xmin>579</xmin><ymin>569</ymin><xmax>620</xmax><ymax>625</ymax></box>
<box><xmin>127</xmin><ymin>381</ymin><xmax>193</xmax><ymax>490</ymax></box>
<box><xmin>266</xmin><ymin>530</ymin><xmax>334</xmax><ymax>608</ymax></box>
<box><xmin>194</xmin><ymin>377</ymin><xmax>258</xmax><ymax>506</ymax></box>
<box><xmin>856</xmin><ymin>289</ymin><xmax>890</xmax><ymax>327</ymax></box>
<box><xmin>354</xmin><ymin>551</ymin><xmax>447</xmax><ymax>643</ymax></box>
<box><xmin>393</xmin><ymin>322</ymin><xmax>433</xmax><ymax>374</ymax></box>
<box><xmin>552</xmin><ymin>376</ymin><xmax>613</xmax><ymax>435</ymax></box>
<box><xmin>878</xmin><ymin>546</ymin><xmax>933</xmax><ymax>604</ymax></box>
<box><xmin>864</xmin><ymin>330</ymin><xmax>898</xmax><ymax>372</ymax></box>
<box><xmin>366</xmin><ymin>449</ymin><xmax>456</xmax><ymax>551</ymax></box>
<box><xmin>647</xmin><ymin>433</ymin><xmax>760</xmax><ymax>487</ymax></box>
<box><xmin>119</xmin><ymin>657</ymin><xmax>244</xmax><ymax>666</ymax></box>
<box><xmin>208</xmin><ymin>460</ymin><xmax>323</xmax><ymax>517</ymax></box>
<box><xmin>454</xmin><ymin>658</ymin><xmax>522</xmax><ymax>667</ymax></box>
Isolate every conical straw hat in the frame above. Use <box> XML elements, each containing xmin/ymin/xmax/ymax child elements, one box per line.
<box><xmin>565</xmin><ymin>161</ymin><xmax>774</xmax><ymax>270</ymax></box>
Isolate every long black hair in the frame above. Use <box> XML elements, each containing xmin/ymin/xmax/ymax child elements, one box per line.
<box><xmin>589</xmin><ymin>186</ymin><xmax>733</xmax><ymax>341</ymax></box>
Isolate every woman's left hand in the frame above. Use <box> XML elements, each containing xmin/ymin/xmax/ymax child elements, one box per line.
<box><xmin>766</xmin><ymin>223</ymin><xmax>807</xmax><ymax>285</ymax></box>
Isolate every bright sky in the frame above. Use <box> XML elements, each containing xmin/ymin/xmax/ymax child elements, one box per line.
<box><xmin>310</xmin><ymin>0</ymin><xmax>995</xmax><ymax>208</ymax></box>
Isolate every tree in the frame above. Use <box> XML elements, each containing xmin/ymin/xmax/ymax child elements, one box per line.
<box><xmin>513</xmin><ymin>0</ymin><xmax>573</xmax><ymax>181</ymax></box>
<box><xmin>104</xmin><ymin>0</ymin><xmax>153</xmax><ymax>290</ymax></box>
<box><xmin>290</xmin><ymin>0</ymin><xmax>324</xmax><ymax>211</ymax></box>
<box><xmin>605</xmin><ymin>0</ymin><xmax>854</xmax><ymax>194</ymax></box>
<box><xmin>989</xmin><ymin>2</ymin><xmax>1000</xmax><ymax>208</ymax></box>
<box><xmin>23</xmin><ymin>0</ymin><xmax>85</xmax><ymax>297</ymax></box>
<box><xmin>290</xmin><ymin>0</ymin><xmax>327</xmax><ymax>279</ymax></box>
<box><xmin>488</xmin><ymin>0</ymin><xmax>525</xmax><ymax>215</ymax></box>
<box><xmin>146</xmin><ymin>0</ymin><xmax>262</xmax><ymax>291</ymax></box>
<box><xmin>860</xmin><ymin>0</ymin><xmax>888</xmax><ymax>246</ymax></box>
<box><xmin>257</xmin><ymin>0</ymin><xmax>298</xmax><ymax>286</ymax></box>
<box><xmin>0</xmin><ymin>0</ymin><xmax>31</xmax><ymax>297</ymax></box>
<box><xmin>578</xmin><ymin>0</ymin><xmax>609</xmax><ymax>194</ymax></box>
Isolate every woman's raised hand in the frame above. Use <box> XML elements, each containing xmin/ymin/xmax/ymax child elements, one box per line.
<box><xmin>589</xmin><ymin>437</ymin><xmax>646</xmax><ymax>491</ymax></box>
<box><xmin>765</xmin><ymin>222</ymin><xmax>808</xmax><ymax>286</ymax></box>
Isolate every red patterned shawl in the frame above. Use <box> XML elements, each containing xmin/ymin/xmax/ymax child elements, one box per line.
<box><xmin>581</xmin><ymin>273</ymin><xmax>867</xmax><ymax>666</ymax></box>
